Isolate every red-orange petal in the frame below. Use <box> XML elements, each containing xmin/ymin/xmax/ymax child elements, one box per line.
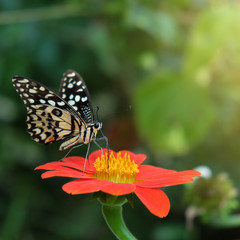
<box><xmin>62</xmin><ymin>156</ymin><xmax>96</xmax><ymax>173</ymax></box>
<box><xmin>135</xmin><ymin>176</ymin><xmax>196</xmax><ymax>188</ymax></box>
<box><xmin>62</xmin><ymin>179</ymin><xmax>102</xmax><ymax>194</ymax></box>
<box><xmin>62</xmin><ymin>178</ymin><xmax>136</xmax><ymax>196</ymax></box>
<box><xmin>135</xmin><ymin>165</ymin><xmax>200</xmax><ymax>187</ymax></box>
<box><xmin>41</xmin><ymin>170</ymin><xmax>93</xmax><ymax>179</ymax></box>
<box><xmin>35</xmin><ymin>162</ymin><xmax>68</xmax><ymax>171</ymax></box>
<box><xmin>100</xmin><ymin>182</ymin><xmax>136</xmax><ymax>196</ymax></box>
<box><xmin>35</xmin><ymin>159</ymin><xmax>95</xmax><ymax>179</ymax></box>
<box><xmin>135</xmin><ymin>187</ymin><xmax>170</xmax><ymax>218</ymax></box>
<box><xmin>136</xmin><ymin>165</ymin><xmax>176</xmax><ymax>180</ymax></box>
<box><xmin>35</xmin><ymin>158</ymin><xmax>94</xmax><ymax>174</ymax></box>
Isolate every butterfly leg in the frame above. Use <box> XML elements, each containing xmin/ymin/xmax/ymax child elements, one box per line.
<box><xmin>61</xmin><ymin>143</ymin><xmax>85</xmax><ymax>160</ymax></box>
<box><xmin>93</xmin><ymin>140</ymin><xmax>104</xmax><ymax>157</ymax></box>
<box><xmin>83</xmin><ymin>142</ymin><xmax>91</xmax><ymax>172</ymax></box>
<box><xmin>94</xmin><ymin>133</ymin><xmax>109</xmax><ymax>165</ymax></box>
<box><xmin>97</xmin><ymin>128</ymin><xmax>109</xmax><ymax>155</ymax></box>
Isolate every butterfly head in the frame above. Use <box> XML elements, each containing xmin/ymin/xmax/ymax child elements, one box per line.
<box><xmin>90</xmin><ymin>121</ymin><xmax>102</xmax><ymax>141</ymax></box>
<box><xmin>93</xmin><ymin>121</ymin><xmax>102</xmax><ymax>132</ymax></box>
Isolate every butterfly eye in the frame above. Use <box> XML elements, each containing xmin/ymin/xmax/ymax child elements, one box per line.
<box><xmin>94</xmin><ymin>122</ymin><xmax>101</xmax><ymax>129</ymax></box>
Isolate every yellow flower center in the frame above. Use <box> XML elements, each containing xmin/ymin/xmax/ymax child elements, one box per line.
<box><xmin>94</xmin><ymin>152</ymin><xmax>139</xmax><ymax>183</ymax></box>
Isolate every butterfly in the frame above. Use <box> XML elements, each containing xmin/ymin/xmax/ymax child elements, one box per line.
<box><xmin>12</xmin><ymin>69</ymin><xmax>108</xmax><ymax>156</ymax></box>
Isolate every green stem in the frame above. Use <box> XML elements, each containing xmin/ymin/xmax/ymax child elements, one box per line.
<box><xmin>102</xmin><ymin>204</ymin><xmax>137</xmax><ymax>240</ymax></box>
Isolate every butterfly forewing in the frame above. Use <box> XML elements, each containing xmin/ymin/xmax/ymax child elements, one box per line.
<box><xmin>59</xmin><ymin>70</ymin><xmax>94</xmax><ymax>123</ymax></box>
<box><xmin>12</xmin><ymin>76</ymin><xmax>87</xmax><ymax>146</ymax></box>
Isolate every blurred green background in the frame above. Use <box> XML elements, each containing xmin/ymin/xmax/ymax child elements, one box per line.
<box><xmin>1</xmin><ymin>0</ymin><xmax>240</xmax><ymax>239</ymax></box>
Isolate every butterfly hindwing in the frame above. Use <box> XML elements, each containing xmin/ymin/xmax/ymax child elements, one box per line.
<box><xmin>59</xmin><ymin>70</ymin><xmax>94</xmax><ymax>123</ymax></box>
<box><xmin>27</xmin><ymin>105</ymin><xmax>84</xmax><ymax>145</ymax></box>
<box><xmin>12</xmin><ymin>76</ymin><xmax>86</xmax><ymax>145</ymax></box>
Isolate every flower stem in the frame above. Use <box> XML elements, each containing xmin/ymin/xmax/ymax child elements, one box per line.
<box><xmin>102</xmin><ymin>204</ymin><xmax>137</xmax><ymax>240</ymax></box>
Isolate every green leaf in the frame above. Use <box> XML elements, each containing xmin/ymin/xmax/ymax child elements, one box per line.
<box><xmin>133</xmin><ymin>73</ymin><xmax>216</xmax><ymax>155</ymax></box>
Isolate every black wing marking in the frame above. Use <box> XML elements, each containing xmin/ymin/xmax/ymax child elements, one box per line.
<box><xmin>59</xmin><ymin>69</ymin><xmax>94</xmax><ymax>123</ymax></box>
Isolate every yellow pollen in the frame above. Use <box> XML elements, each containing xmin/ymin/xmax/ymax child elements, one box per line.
<box><xmin>94</xmin><ymin>152</ymin><xmax>139</xmax><ymax>183</ymax></box>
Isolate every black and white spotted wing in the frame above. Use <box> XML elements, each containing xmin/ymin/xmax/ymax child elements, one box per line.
<box><xmin>59</xmin><ymin>70</ymin><xmax>94</xmax><ymax>123</ymax></box>
<box><xmin>12</xmin><ymin>71</ymin><xmax>102</xmax><ymax>151</ymax></box>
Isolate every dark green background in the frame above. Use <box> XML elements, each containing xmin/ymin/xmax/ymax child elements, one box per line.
<box><xmin>1</xmin><ymin>1</ymin><xmax>240</xmax><ymax>239</ymax></box>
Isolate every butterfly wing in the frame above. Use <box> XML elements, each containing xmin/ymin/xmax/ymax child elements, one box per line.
<box><xmin>59</xmin><ymin>70</ymin><xmax>94</xmax><ymax>123</ymax></box>
<box><xmin>12</xmin><ymin>76</ymin><xmax>87</xmax><ymax>147</ymax></box>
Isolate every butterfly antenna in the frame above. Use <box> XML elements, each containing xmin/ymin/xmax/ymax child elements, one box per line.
<box><xmin>96</xmin><ymin>106</ymin><xmax>100</xmax><ymax>121</ymax></box>
<box><xmin>95</xmin><ymin>106</ymin><xmax>108</xmax><ymax>155</ymax></box>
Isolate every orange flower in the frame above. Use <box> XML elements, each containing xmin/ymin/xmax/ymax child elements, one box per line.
<box><xmin>35</xmin><ymin>149</ymin><xmax>200</xmax><ymax>218</ymax></box>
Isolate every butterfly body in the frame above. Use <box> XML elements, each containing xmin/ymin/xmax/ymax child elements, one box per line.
<box><xmin>12</xmin><ymin>70</ymin><xmax>103</xmax><ymax>151</ymax></box>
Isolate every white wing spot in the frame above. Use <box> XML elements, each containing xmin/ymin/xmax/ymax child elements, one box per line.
<box><xmin>69</xmin><ymin>94</ymin><xmax>74</xmax><ymax>99</ymax></box>
<box><xmin>29</xmin><ymin>89</ymin><xmax>37</xmax><ymax>94</ymax></box>
<box><xmin>40</xmin><ymin>133</ymin><xmax>47</xmax><ymax>140</ymax></box>
<box><xmin>77</xmin><ymin>88</ymin><xmax>83</xmax><ymax>92</ymax></box>
<box><xmin>16</xmin><ymin>83</ymin><xmax>21</xmax><ymax>87</ymax></box>
<box><xmin>68</xmin><ymin>100</ymin><xmax>75</xmax><ymax>106</ymax></box>
<box><xmin>76</xmin><ymin>80</ymin><xmax>82</xmax><ymax>86</ymax></box>
<box><xmin>62</xmin><ymin>94</ymin><xmax>66</xmax><ymax>99</ymax></box>
<box><xmin>40</xmin><ymin>86</ymin><xmax>45</xmax><ymax>91</ymax></box>
<box><xmin>57</xmin><ymin>101</ymin><xmax>65</xmax><ymax>106</ymax></box>
<box><xmin>29</xmin><ymin>99</ymin><xmax>34</xmax><ymax>103</ymax></box>
<box><xmin>18</xmin><ymin>79</ymin><xmax>29</xmax><ymax>83</ymax></box>
<box><xmin>61</xmin><ymin>88</ymin><xmax>65</xmax><ymax>93</ymax></box>
<box><xmin>73</xmin><ymin>106</ymin><xmax>78</xmax><ymax>111</ymax></box>
<box><xmin>32</xmin><ymin>115</ymin><xmax>38</xmax><ymax>121</ymax></box>
<box><xmin>67</xmin><ymin>72</ymin><xmax>76</xmax><ymax>77</ymax></box>
<box><xmin>75</xmin><ymin>95</ymin><xmax>80</xmax><ymax>102</ymax></box>
<box><xmin>45</xmin><ymin>94</ymin><xmax>54</xmax><ymax>98</ymax></box>
<box><xmin>48</xmin><ymin>100</ymin><xmax>56</xmax><ymax>106</ymax></box>
<box><xmin>81</xmin><ymin>96</ymin><xmax>88</xmax><ymax>102</ymax></box>
<box><xmin>68</xmin><ymin>83</ymin><xmax>73</xmax><ymax>88</ymax></box>
<box><xmin>33</xmin><ymin>128</ymin><xmax>41</xmax><ymax>135</ymax></box>
<box><xmin>40</xmin><ymin>99</ymin><xmax>46</xmax><ymax>104</ymax></box>
<box><xmin>23</xmin><ymin>93</ymin><xmax>29</xmax><ymax>97</ymax></box>
<box><xmin>20</xmin><ymin>88</ymin><xmax>24</xmax><ymax>92</ymax></box>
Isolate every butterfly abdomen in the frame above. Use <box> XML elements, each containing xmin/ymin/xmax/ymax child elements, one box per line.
<box><xmin>58</xmin><ymin>125</ymin><xmax>92</xmax><ymax>150</ymax></box>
